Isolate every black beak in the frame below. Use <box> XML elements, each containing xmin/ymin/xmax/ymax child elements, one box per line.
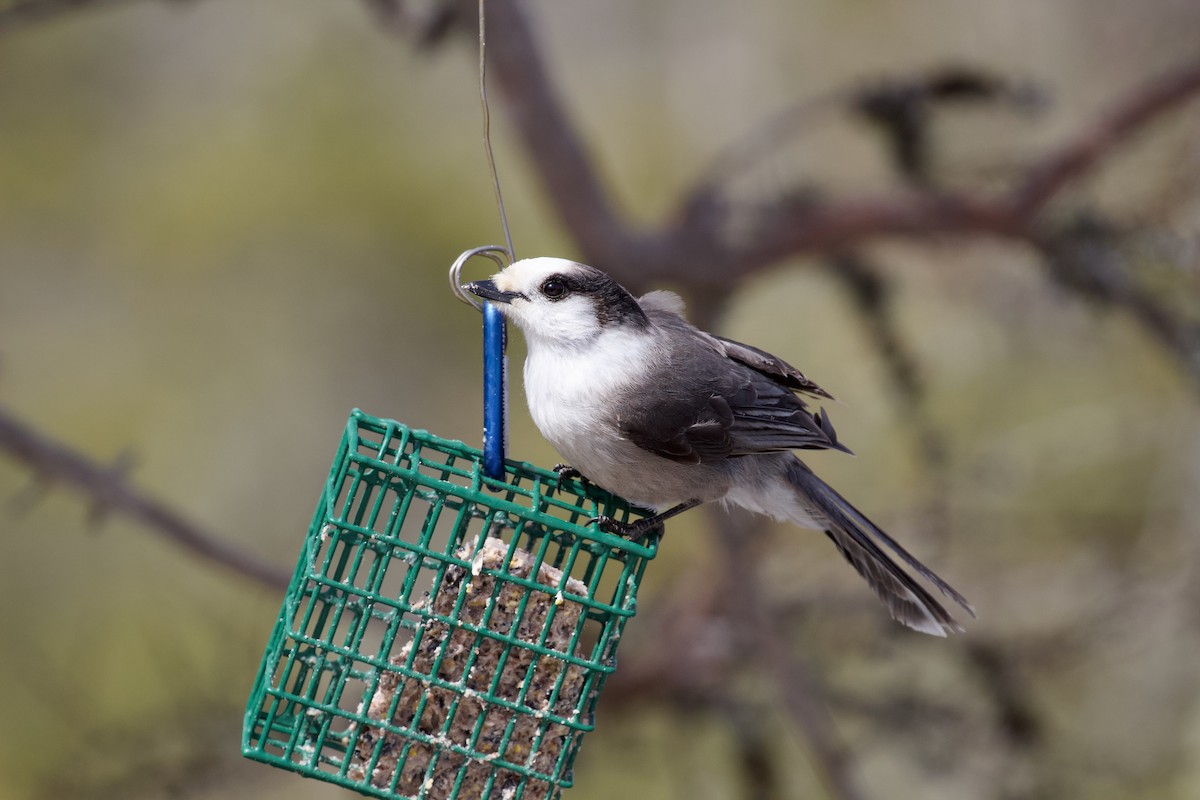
<box><xmin>465</xmin><ymin>280</ymin><xmax>523</xmax><ymax>305</ymax></box>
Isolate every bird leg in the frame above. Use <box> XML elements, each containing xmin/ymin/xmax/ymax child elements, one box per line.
<box><xmin>553</xmin><ymin>463</ymin><xmax>584</xmax><ymax>481</ymax></box>
<box><xmin>590</xmin><ymin>499</ymin><xmax>703</xmax><ymax>541</ymax></box>
<box><xmin>552</xmin><ymin>463</ymin><xmax>593</xmax><ymax>490</ymax></box>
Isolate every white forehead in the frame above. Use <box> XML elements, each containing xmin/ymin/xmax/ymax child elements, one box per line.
<box><xmin>495</xmin><ymin>257</ymin><xmax>582</xmax><ymax>291</ymax></box>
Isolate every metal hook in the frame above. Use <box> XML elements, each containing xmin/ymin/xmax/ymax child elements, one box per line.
<box><xmin>450</xmin><ymin>245</ymin><xmax>512</xmax><ymax>311</ymax></box>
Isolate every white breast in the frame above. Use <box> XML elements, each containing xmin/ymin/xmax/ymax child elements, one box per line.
<box><xmin>521</xmin><ymin>326</ymin><xmax>737</xmax><ymax>508</ymax></box>
<box><xmin>522</xmin><ymin>329</ymin><xmax>660</xmax><ymax>493</ymax></box>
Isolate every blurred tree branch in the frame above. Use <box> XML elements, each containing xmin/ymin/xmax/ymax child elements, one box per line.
<box><xmin>713</xmin><ymin>509</ymin><xmax>866</xmax><ymax>800</ymax></box>
<box><xmin>1</xmin><ymin>3</ymin><xmax>1198</xmax><ymax>796</ymax></box>
<box><xmin>827</xmin><ymin>252</ymin><xmax>951</xmax><ymax>546</ymax></box>
<box><xmin>0</xmin><ymin>0</ymin><xmax>1193</xmax><ymax>556</ymax></box>
<box><xmin>455</xmin><ymin>0</ymin><xmax>1200</xmax><ymax>386</ymax></box>
<box><xmin>1011</xmin><ymin>59</ymin><xmax>1200</xmax><ymax>216</ymax></box>
<box><xmin>0</xmin><ymin>0</ymin><xmax>147</xmax><ymax>30</ymax></box>
<box><xmin>697</xmin><ymin>66</ymin><xmax>1040</xmax><ymax>194</ymax></box>
<box><xmin>465</xmin><ymin>0</ymin><xmax>1200</xmax><ymax>284</ymax></box>
<box><xmin>0</xmin><ymin>407</ymin><xmax>290</xmax><ymax>590</ymax></box>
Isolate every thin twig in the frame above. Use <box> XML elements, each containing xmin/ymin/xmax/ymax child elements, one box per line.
<box><xmin>4</xmin><ymin>0</ymin><xmax>1199</xmax><ymax>287</ymax></box>
<box><xmin>731</xmin><ymin>55</ymin><xmax>1200</xmax><ymax>268</ymax></box>
<box><xmin>1028</xmin><ymin>218</ymin><xmax>1200</xmax><ymax>386</ymax></box>
<box><xmin>467</xmin><ymin>0</ymin><xmax>634</xmax><ymax>269</ymax></box>
<box><xmin>472</xmin><ymin>3</ymin><xmax>1200</xmax><ymax>297</ymax></box>
<box><xmin>0</xmin><ymin>0</ymin><xmax>135</xmax><ymax>31</ymax></box>
<box><xmin>0</xmin><ymin>407</ymin><xmax>291</xmax><ymax>591</ymax></box>
<box><xmin>721</xmin><ymin>696</ymin><xmax>785</xmax><ymax>800</ymax></box>
<box><xmin>1010</xmin><ymin>56</ymin><xmax>1200</xmax><ymax>215</ymax></box>
<box><xmin>696</xmin><ymin>66</ymin><xmax>1035</xmax><ymax>195</ymax></box>
<box><xmin>735</xmin><ymin>191</ymin><xmax>1029</xmax><ymax>271</ymax></box>
<box><xmin>712</xmin><ymin>507</ymin><xmax>866</xmax><ymax>800</ymax></box>
<box><xmin>694</xmin><ymin>88</ymin><xmax>848</xmax><ymax>195</ymax></box>
<box><xmin>602</xmin><ymin>568</ymin><xmax>735</xmax><ymax>708</ymax></box>
<box><xmin>828</xmin><ymin>252</ymin><xmax>952</xmax><ymax>547</ymax></box>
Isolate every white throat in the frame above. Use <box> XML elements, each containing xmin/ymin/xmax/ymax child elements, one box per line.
<box><xmin>522</xmin><ymin>325</ymin><xmax>655</xmax><ymax>456</ymax></box>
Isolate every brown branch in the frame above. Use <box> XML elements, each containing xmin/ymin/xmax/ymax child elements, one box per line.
<box><xmin>1011</xmin><ymin>56</ymin><xmax>1200</xmax><ymax>216</ymax></box>
<box><xmin>694</xmin><ymin>89</ymin><xmax>848</xmax><ymax>195</ymax></box>
<box><xmin>697</xmin><ymin>66</ymin><xmax>1036</xmax><ymax>197</ymax></box>
<box><xmin>466</xmin><ymin>0</ymin><xmax>637</xmax><ymax>270</ymax></box>
<box><xmin>828</xmin><ymin>253</ymin><xmax>952</xmax><ymax>546</ymax></box>
<box><xmin>360</xmin><ymin>0</ymin><xmax>459</xmax><ymax>47</ymax></box>
<box><xmin>731</xmin><ymin>55</ymin><xmax>1200</xmax><ymax>268</ymax></box>
<box><xmin>0</xmin><ymin>0</ymin><xmax>137</xmax><ymax>31</ymax></box>
<box><xmin>736</xmin><ymin>191</ymin><xmax>1031</xmax><ymax>270</ymax></box>
<box><xmin>724</xmin><ymin>696</ymin><xmax>786</xmax><ymax>800</ymax></box>
<box><xmin>5</xmin><ymin>0</ymin><xmax>1199</xmax><ymax>282</ymax></box>
<box><xmin>2</xmin><ymin>0</ymin><xmax>1197</xmax><ymax>657</ymax></box>
<box><xmin>467</xmin><ymin>3</ymin><xmax>1200</xmax><ymax>288</ymax></box>
<box><xmin>1032</xmin><ymin>223</ymin><xmax>1200</xmax><ymax>385</ymax></box>
<box><xmin>712</xmin><ymin>508</ymin><xmax>867</xmax><ymax>800</ymax></box>
<box><xmin>0</xmin><ymin>407</ymin><xmax>291</xmax><ymax>591</ymax></box>
<box><xmin>602</xmin><ymin>565</ymin><xmax>738</xmax><ymax>708</ymax></box>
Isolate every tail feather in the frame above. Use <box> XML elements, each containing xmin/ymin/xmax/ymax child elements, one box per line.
<box><xmin>783</xmin><ymin>459</ymin><xmax>974</xmax><ymax>636</ymax></box>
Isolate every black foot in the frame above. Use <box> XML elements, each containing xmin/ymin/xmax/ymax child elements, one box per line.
<box><xmin>553</xmin><ymin>464</ymin><xmax>590</xmax><ymax>488</ymax></box>
<box><xmin>589</xmin><ymin>499</ymin><xmax>702</xmax><ymax>541</ymax></box>
<box><xmin>588</xmin><ymin>515</ymin><xmax>664</xmax><ymax>542</ymax></box>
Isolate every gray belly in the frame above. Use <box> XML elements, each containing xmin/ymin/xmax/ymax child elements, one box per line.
<box><xmin>524</xmin><ymin>358</ymin><xmax>733</xmax><ymax>509</ymax></box>
<box><xmin>549</xmin><ymin>429</ymin><xmax>731</xmax><ymax>510</ymax></box>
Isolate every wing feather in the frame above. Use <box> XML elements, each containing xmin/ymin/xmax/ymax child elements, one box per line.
<box><xmin>621</xmin><ymin>295</ymin><xmax>848</xmax><ymax>462</ymax></box>
<box><xmin>712</xmin><ymin>334</ymin><xmax>835</xmax><ymax>400</ymax></box>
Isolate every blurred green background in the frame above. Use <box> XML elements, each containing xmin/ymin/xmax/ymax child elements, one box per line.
<box><xmin>1</xmin><ymin>1</ymin><xmax>1199</xmax><ymax>798</ymax></box>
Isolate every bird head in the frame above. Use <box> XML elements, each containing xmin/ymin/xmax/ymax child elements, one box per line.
<box><xmin>465</xmin><ymin>257</ymin><xmax>648</xmax><ymax>349</ymax></box>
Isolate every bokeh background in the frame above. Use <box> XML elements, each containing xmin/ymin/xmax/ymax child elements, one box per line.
<box><xmin>2</xmin><ymin>1</ymin><xmax>1199</xmax><ymax>798</ymax></box>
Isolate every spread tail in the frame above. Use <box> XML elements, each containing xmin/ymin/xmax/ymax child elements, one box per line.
<box><xmin>782</xmin><ymin>458</ymin><xmax>974</xmax><ymax>636</ymax></box>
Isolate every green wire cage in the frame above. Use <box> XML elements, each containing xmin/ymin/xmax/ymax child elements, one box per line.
<box><xmin>242</xmin><ymin>410</ymin><xmax>659</xmax><ymax>800</ymax></box>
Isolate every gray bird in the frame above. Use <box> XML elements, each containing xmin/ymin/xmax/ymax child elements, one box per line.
<box><xmin>466</xmin><ymin>257</ymin><xmax>973</xmax><ymax>636</ymax></box>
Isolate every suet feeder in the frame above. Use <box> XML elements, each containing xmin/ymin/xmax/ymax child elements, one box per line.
<box><xmin>243</xmin><ymin>253</ymin><xmax>660</xmax><ymax>800</ymax></box>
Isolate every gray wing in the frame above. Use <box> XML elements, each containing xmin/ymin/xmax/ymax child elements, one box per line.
<box><xmin>619</xmin><ymin>312</ymin><xmax>849</xmax><ymax>464</ymax></box>
<box><xmin>634</xmin><ymin>291</ymin><xmax>971</xmax><ymax>635</ymax></box>
<box><xmin>711</xmin><ymin>335</ymin><xmax>835</xmax><ymax>400</ymax></box>
<box><xmin>621</xmin><ymin>372</ymin><xmax>845</xmax><ymax>464</ymax></box>
<box><xmin>639</xmin><ymin>290</ymin><xmax>835</xmax><ymax>401</ymax></box>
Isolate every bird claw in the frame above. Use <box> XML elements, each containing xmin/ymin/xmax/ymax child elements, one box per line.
<box><xmin>553</xmin><ymin>463</ymin><xmax>590</xmax><ymax>487</ymax></box>
<box><xmin>588</xmin><ymin>515</ymin><xmax>623</xmax><ymax>534</ymax></box>
<box><xmin>588</xmin><ymin>515</ymin><xmax>662</xmax><ymax>541</ymax></box>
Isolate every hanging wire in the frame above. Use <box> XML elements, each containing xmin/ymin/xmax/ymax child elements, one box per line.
<box><xmin>450</xmin><ymin>0</ymin><xmax>516</xmax><ymax>306</ymax></box>
<box><xmin>479</xmin><ymin>0</ymin><xmax>515</xmax><ymax>262</ymax></box>
<box><xmin>448</xmin><ymin>1</ymin><xmax>516</xmax><ymax>308</ymax></box>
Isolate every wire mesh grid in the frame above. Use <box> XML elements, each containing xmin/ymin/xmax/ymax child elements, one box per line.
<box><xmin>243</xmin><ymin>410</ymin><xmax>658</xmax><ymax>800</ymax></box>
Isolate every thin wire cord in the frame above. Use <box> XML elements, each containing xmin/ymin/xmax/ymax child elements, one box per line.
<box><xmin>479</xmin><ymin>0</ymin><xmax>515</xmax><ymax>262</ymax></box>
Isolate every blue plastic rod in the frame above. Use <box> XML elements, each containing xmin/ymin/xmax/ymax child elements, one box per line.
<box><xmin>482</xmin><ymin>301</ymin><xmax>508</xmax><ymax>479</ymax></box>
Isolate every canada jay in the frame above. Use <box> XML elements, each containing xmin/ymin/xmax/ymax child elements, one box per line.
<box><xmin>466</xmin><ymin>257</ymin><xmax>973</xmax><ymax>636</ymax></box>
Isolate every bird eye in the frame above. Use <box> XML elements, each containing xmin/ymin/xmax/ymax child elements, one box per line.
<box><xmin>541</xmin><ymin>278</ymin><xmax>569</xmax><ymax>299</ymax></box>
